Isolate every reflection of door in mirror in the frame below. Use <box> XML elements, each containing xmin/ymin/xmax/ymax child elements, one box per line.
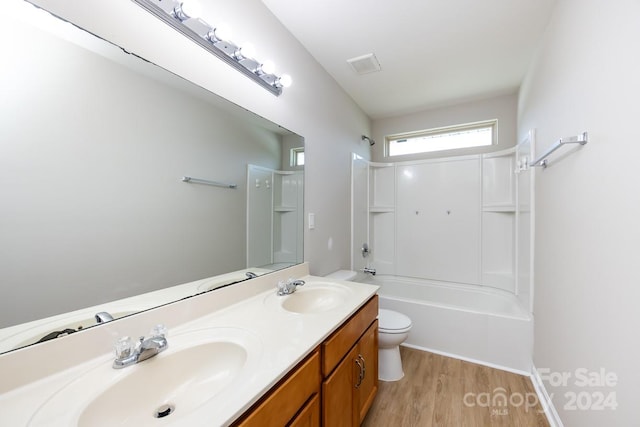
<box><xmin>247</xmin><ymin>165</ymin><xmax>304</xmax><ymax>269</ymax></box>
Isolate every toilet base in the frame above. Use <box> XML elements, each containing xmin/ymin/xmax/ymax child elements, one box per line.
<box><xmin>378</xmin><ymin>346</ymin><xmax>404</xmax><ymax>381</ymax></box>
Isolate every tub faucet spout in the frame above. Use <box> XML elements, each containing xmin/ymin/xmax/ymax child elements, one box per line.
<box><xmin>363</xmin><ymin>267</ymin><xmax>376</xmax><ymax>276</ymax></box>
<box><xmin>95</xmin><ymin>311</ymin><xmax>114</xmax><ymax>323</ymax></box>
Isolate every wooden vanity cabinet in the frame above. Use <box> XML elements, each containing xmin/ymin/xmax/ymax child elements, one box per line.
<box><xmin>321</xmin><ymin>296</ymin><xmax>378</xmax><ymax>426</ymax></box>
<box><xmin>233</xmin><ymin>295</ymin><xmax>378</xmax><ymax>427</ymax></box>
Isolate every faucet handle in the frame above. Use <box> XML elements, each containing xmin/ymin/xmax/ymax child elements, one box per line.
<box><xmin>277</xmin><ymin>280</ymin><xmax>287</xmax><ymax>293</ymax></box>
<box><xmin>115</xmin><ymin>336</ymin><xmax>134</xmax><ymax>359</ymax></box>
<box><xmin>150</xmin><ymin>324</ymin><xmax>167</xmax><ymax>338</ymax></box>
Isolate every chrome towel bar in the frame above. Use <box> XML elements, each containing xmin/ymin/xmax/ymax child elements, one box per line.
<box><xmin>181</xmin><ymin>176</ymin><xmax>237</xmax><ymax>189</ymax></box>
<box><xmin>530</xmin><ymin>132</ymin><xmax>588</xmax><ymax>168</ymax></box>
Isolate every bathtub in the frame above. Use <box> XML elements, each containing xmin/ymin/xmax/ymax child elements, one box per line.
<box><xmin>358</xmin><ymin>275</ymin><xmax>533</xmax><ymax>374</ymax></box>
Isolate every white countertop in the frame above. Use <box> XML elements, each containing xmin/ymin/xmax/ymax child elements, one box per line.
<box><xmin>0</xmin><ymin>265</ymin><xmax>378</xmax><ymax>426</ymax></box>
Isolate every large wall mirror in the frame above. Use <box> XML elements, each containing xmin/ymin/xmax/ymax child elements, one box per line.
<box><xmin>0</xmin><ymin>2</ymin><xmax>304</xmax><ymax>354</ymax></box>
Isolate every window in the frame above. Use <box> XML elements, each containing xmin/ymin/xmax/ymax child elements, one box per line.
<box><xmin>290</xmin><ymin>147</ymin><xmax>305</xmax><ymax>167</ymax></box>
<box><xmin>386</xmin><ymin>120</ymin><xmax>497</xmax><ymax>157</ymax></box>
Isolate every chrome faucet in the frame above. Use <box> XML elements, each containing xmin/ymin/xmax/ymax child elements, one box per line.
<box><xmin>363</xmin><ymin>267</ymin><xmax>376</xmax><ymax>276</ymax></box>
<box><xmin>113</xmin><ymin>324</ymin><xmax>168</xmax><ymax>369</ymax></box>
<box><xmin>277</xmin><ymin>278</ymin><xmax>305</xmax><ymax>295</ymax></box>
<box><xmin>95</xmin><ymin>311</ymin><xmax>114</xmax><ymax>323</ymax></box>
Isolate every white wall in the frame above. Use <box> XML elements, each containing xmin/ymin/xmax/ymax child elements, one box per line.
<box><xmin>371</xmin><ymin>93</ymin><xmax>518</xmax><ymax>162</ymax></box>
<box><xmin>27</xmin><ymin>0</ymin><xmax>373</xmax><ymax>277</ymax></box>
<box><xmin>518</xmin><ymin>1</ymin><xmax>640</xmax><ymax>425</ymax></box>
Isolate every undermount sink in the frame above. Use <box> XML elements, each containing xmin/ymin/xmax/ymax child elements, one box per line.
<box><xmin>266</xmin><ymin>282</ymin><xmax>353</xmax><ymax>314</ymax></box>
<box><xmin>28</xmin><ymin>328</ymin><xmax>262</xmax><ymax>426</ymax></box>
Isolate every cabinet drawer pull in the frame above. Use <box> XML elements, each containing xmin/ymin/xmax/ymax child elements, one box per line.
<box><xmin>355</xmin><ymin>358</ymin><xmax>364</xmax><ymax>388</ymax></box>
<box><xmin>358</xmin><ymin>354</ymin><xmax>366</xmax><ymax>381</ymax></box>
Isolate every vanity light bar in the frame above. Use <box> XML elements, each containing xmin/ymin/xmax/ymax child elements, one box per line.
<box><xmin>131</xmin><ymin>0</ymin><xmax>291</xmax><ymax>96</ymax></box>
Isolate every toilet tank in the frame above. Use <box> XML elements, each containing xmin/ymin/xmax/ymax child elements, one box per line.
<box><xmin>325</xmin><ymin>270</ymin><xmax>358</xmax><ymax>281</ymax></box>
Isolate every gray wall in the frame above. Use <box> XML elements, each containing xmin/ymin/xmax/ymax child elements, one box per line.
<box><xmin>518</xmin><ymin>0</ymin><xmax>640</xmax><ymax>425</ymax></box>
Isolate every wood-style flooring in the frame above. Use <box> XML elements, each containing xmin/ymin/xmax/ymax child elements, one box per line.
<box><xmin>362</xmin><ymin>347</ymin><xmax>550</xmax><ymax>427</ymax></box>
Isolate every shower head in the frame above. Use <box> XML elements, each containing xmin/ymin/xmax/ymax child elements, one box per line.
<box><xmin>361</xmin><ymin>135</ymin><xmax>375</xmax><ymax>146</ymax></box>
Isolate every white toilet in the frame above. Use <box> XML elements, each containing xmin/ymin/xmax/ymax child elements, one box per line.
<box><xmin>377</xmin><ymin>308</ymin><xmax>412</xmax><ymax>381</ymax></box>
<box><xmin>325</xmin><ymin>270</ymin><xmax>412</xmax><ymax>381</ymax></box>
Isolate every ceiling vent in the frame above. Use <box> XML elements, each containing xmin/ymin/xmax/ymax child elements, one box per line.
<box><xmin>347</xmin><ymin>53</ymin><xmax>381</xmax><ymax>75</ymax></box>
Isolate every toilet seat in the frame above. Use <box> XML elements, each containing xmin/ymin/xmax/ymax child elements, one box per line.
<box><xmin>378</xmin><ymin>309</ymin><xmax>412</xmax><ymax>334</ymax></box>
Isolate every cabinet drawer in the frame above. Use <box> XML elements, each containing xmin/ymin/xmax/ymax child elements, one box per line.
<box><xmin>321</xmin><ymin>295</ymin><xmax>378</xmax><ymax>377</ymax></box>
<box><xmin>289</xmin><ymin>393</ymin><xmax>320</xmax><ymax>427</ymax></box>
<box><xmin>234</xmin><ymin>350</ymin><xmax>320</xmax><ymax>427</ymax></box>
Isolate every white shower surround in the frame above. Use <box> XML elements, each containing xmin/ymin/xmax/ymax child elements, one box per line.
<box><xmin>352</xmin><ymin>142</ymin><xmax>535</xmax><ymax>373</ymax></box>
<box><xmin>360</xmin><ymin>274</ymin><xmax>533</xmax><ymax>374</ymax></box>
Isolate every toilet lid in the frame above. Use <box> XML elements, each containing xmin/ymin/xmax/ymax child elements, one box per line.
<box><xmin>378</xmin><ymin>309</ymin><xmax>412</xmax><ymax>331</ymax></box>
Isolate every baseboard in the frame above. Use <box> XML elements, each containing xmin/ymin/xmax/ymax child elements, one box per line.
<box><xmin>530</xmin><ymin>365</ymin><xmax>563</xmax><ymax>427</ymax></box>
<box><xmin>400</xmin><ymin>343</ymin><xmax>531</xmax><ymax>376</ymax></box>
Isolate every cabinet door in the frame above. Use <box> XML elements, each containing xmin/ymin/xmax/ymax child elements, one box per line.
<box><xmin>355</xmin><ymin>321</ymin><xmax>378</xmax><ymax>424</ymax></box>
<box><xmin>322</xmin><ymin>345</ymin><xmax>359</xmax><ymax>427</ymax></box>
<box><xmin>290</xmin><ymin>394</ymin><xmax>320</xmax><ymax>427</ymax></box>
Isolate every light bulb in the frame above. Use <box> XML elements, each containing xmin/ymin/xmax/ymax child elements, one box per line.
<box><xmin>260</xmin><ymin>60</ymin><xmax>275</xmax><ymax>75</ymax></box>
<box><xmin>277</xmin><ymin>74</ymin><xmax>292</xmax><ymax>88</ymax></box>
<box><xmin>213</xmin><ymin>23</ymin><xmax>232</xmax><ymax>41</ymax></box>
<box><xmin>238</xmin><ymin>43</ymin><xmax>256</xmax><ymax>59</ymax></box>
<box><xmin>176</xmin><ymin>0</ymin><xmax>202</xmax><ymax>20</ymax></box>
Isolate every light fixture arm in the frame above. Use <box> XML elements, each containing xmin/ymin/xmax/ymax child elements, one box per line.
<box><xmin>131</xmin><ymin>0</ymin><xmax>284</xmax><ymax>96</ymax></box>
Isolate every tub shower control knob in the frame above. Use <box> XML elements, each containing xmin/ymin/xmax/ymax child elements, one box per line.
<box><xmin>361</xmin><ymin>243</ymin><xmax>370</xmax><ymax>258</ymax></box>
